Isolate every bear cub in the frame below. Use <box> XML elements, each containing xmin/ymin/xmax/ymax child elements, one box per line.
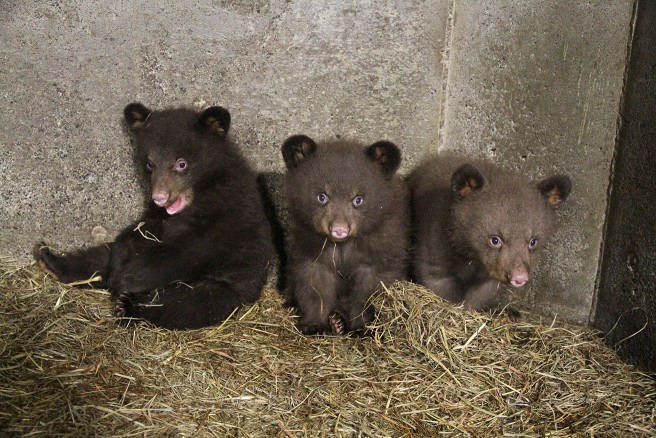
<box><xmin>34</xmin><ymin>103</ymin><xmax>274</xmax><ymax>329</ymax></box>
<box><xmin>281</xmin><ymin>135</ymin><xmax>409</xmax><ymax>336</ymax></box>
<box><xmin>408</xmin><ymin>155</ymin><xmax>571</xmax><ymax>317</ymax></box>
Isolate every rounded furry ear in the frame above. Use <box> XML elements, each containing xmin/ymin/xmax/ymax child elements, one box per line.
<box><xmin>366</xmin><ymin>141</ymin><xmax>401</xmax><ymax>174</ymax></box>
<box><xmin>537</xmin><ymin>175</ymin><xmax>572</xmax><ymax>208</ymax></box>
<box><xmin>124</xmin><ymin>103</ymin><xmax>152</xmax><ymax>130</ymax></box>
<box><xmin>199</xmin><ymin>106</ymin><xmax>231</xmax><ymax>137</ymax></box>
<box><xmin>281</xmin><ymin>135</ymin><xmax>317</xmax><ymax>169</ymax></box>
<box><xmin>451</xmin><ymin>163</ymin><xmax>485</xmax><ymax>198</ymax></box>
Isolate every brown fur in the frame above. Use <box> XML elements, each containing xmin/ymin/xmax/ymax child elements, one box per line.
<box><xmin>34</xmin><ymin>103</ymin><xmax>274</xmax><ymax>329</ymax></box>
<box><xmin>408</xmin><ymin>155</ymin><xmax>571</xmax><ymax>317</ymax></box>
<box><xmin>282</xmin><ymin>136</ymin><xmax>409</xmax><ymax>335</ymax></box>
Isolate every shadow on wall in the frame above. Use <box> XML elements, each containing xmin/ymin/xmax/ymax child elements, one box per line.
<box><xmin>594</xmin><ymin>0</ymin><xmax>656</xmax><ymax>373</ymax></box>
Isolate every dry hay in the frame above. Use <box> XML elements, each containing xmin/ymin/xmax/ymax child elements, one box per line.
<box><xmin>1</xmin><ymin>256</ymin><xmax>654</xmax><ymax>437</ymax></box>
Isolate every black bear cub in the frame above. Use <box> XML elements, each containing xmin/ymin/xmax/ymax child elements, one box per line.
<box><xmin>281</xmin><ymin>135</ymin><xmax>409</xmax><ymax>336</ymax></box>
<box><xmin>408</xmin><ymin>155</ymin><xmax>571</xmax><ymax>317</ymax></box>
<box><xmin>34</xmin><ymin>103</ymin><xmax>273</xmax><ymax>329</ymax></box>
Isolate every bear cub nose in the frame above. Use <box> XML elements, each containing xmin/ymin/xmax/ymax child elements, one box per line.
<box><xmin>330</xmin><ymin>223</ymin><xmax>350</xmax><ymax>240</ymax></box>
<box><xmin>152</xmin><ymin>191</ymin><xmax>169</xmax><ymax>207</ymax></box>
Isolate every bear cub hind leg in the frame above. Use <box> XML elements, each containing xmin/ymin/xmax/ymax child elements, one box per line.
<box><xmin>33</xmin><ymin>241</ymin><xmax>110</xmax><ymax>288</ymax></box>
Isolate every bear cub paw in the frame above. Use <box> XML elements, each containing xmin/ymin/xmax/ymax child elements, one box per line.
<box><xmin>114</xmin><ymin>292</ymin><xmax>133</xmax><ymax>319</ymax></box>
<box><xmin>32</xmin><ymin>241</ymin><xmax>61</xmax><ymax>281</ymax></box>
<box><xmin>498</xmin><ymin>306</ymin><xmax>522</xmax><ymax>322</ymax></box>
<box><xmin>301</xmin><ymin>325</ymin><xmax>333</xmax><ymax>336</ymax></box>
<box><xmin>329</xmin><ymin>313</ymin><xmax>347</xmax><ymax>336</ymax></box>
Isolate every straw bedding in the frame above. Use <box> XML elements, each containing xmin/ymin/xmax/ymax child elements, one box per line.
<box><xmin>1</xmin><ymin>256</ymin><xmax>654</xmax><ymax>437</ymax></box>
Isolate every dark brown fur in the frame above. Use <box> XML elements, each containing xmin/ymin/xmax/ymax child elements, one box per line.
<box><xmin>282</xmin><ymin>136</ymin><xmax>409</xmax><ymax>335</ymax></box>
<box><xmin>408</xmin><ymin>155</ymin><xmax>571</xmax><ymax>317</ymax></box>
<box><xmin>34</xmin><ymin>103</ymin><xmax>274</xmax><ymax>329</ymax></box>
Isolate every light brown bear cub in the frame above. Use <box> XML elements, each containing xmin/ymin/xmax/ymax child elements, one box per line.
<box><xmin>408</xmin><ymin>155</ymin><xmax>571</xmax><ymax>317</ymax></box>
<box><xmin>282</xmin><ymin>135</ymin><xmax>409</xmax><ymax>336</ymax></box>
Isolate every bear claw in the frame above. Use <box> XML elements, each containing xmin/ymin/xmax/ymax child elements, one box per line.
<box><xmin>300</xmin><ymin>324</ymin><xmax>332</xmax><ymax>336</ymax></box>
<box><xmin>114</xmin><ymin>292</ymin><xmax>132</xmax><ymax>318</ymax></box>
<box><xmin>504</xmin><ymin>307</ymin><xmax>522</xmax><ymax>322</ymax></box>
<box><xmin>329</xmin><ymin>313</ymin><xmax>347</xmax><ymax>336</ymax></box>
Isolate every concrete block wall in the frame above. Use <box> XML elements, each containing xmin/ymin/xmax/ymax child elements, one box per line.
<box><xmin>0</xmin><ymin>1</ymin><xmax>635</xmax><ymax>325</ymax></box>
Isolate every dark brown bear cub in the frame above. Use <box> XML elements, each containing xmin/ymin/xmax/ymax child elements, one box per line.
<box><xmin>281</xmin><ymin>135</ymin><xmax>409</xmax><ymax>336</ymax></box>
<box><xmin>34</xmin><ymin>103</ymin><xmax>273</xmax><ymax>329</ymax></box>
<box><xmin>408</xmin><ymin>155</ymin><xmax>571</xmax><ymax>317</ymax></box>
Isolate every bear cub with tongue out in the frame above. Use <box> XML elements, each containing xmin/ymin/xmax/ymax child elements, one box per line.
<box><xmin>408</xmin><ymin>155</ymin><xmax>572</xmax><ymax>318</ymax></box>
<box><xmin>281</xmin><ymin>135</ymin><xmax>409</xmax><ymax>336</ymax></box>
<box><xmin>33</xmin><ymin>103</ymin><xmax>273</xmax><ymax>329</ymax></box>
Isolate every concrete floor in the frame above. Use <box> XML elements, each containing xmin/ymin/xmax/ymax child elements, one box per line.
<box><xmin>0</xmin><ymin>0</ymin><xmax>635</xmax><ymax>325</ymax></box>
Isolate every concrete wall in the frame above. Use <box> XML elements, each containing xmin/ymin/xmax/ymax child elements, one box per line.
<box><xmin>0</xmin><ymin>1</ymin><xmax>635</xmax><ymax>325</ymax></box>
<box><xmin>595</xmin><ymin>0</ymin><xmax>655</xmax><ymax>372</ymax></box>
<box><xmin>438</xmin><ymin>2</ymin><xmax>634</xmax><ymax>324</ymax></box>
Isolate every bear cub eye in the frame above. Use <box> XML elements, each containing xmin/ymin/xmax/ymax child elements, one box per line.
<box><xmin>174</xmin><ymin>158</ymin><xmax>188</xmax><ymax>173</ymax></box>
<box><xmin>528</xmin><ymin>237</ymin><xmax>538</xmax><ymax>250</ymax></box>
<box><xmin>317</xmin><ymin>193</ymin><xmax>329</xmax><ymax>205</ymax></box>
<box><xmin>145</xmin><ymin>160</ymin><xmax>154</xmax><ymax>172</ymax></box>
<box><xmin>488</xmin><ymin>236</ymin><xmax>503</xmax><ymax>249</ymax></box>
<box><xmin>352</xmin><ymin>195</ymin><xmax>364</xmax><ymax>207</ymax></box>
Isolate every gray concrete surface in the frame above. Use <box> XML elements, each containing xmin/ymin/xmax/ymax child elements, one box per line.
<box><xmin>0</xmin><ymin>1</ymin><xmax>636</xmax><ymax>325</ymax></box>
<box><xmin>437</xmin><ymin>1</ymin><xmax>634</xmax><ymax>324</ymax></box>
<box><xmin>595</xmin><ymin>0</ymin><xmax>656</xmax><ymax>372</ymax></box>
<box><xmin>1</xmin><ymin>0</ymin><xmax>446</xmax><ymax>251</ymax></box>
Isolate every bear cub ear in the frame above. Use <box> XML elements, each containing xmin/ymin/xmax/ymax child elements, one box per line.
<box><xmin>281</xmin><ymin>135</ymin><xmax>318</xmax><ymax>169</ymax></box>
<box><xmin>537</xmin><ymin>175</ymin><xmax>572</xmax><ymax>208</ymax></box>
<box><xmin>124</xmin><ymin>103</ymin><xmax>152</xmax><ymax>130</ymax></box>
<box><xmin>366</xmin><ymin>141</ymin><xmax>401</xmax><ymax>175</ymax></box>
<box><xmin>199</xmin><ymin>106</ymin><xmax>231</xmax><ymax>137</ymax></box>
<box><xmin>451</xmin><ymin>163</ymin><xmax>486</xmax><ymax>198</ymax></box>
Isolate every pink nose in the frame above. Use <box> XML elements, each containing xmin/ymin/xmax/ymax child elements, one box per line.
<box><xmin>330</xmin><ymin>224</ymin><xmax>350</xmax><ymax>240</ymax></box>
<box><xmin>152</xmin><ymin>191</ymin><xmax>169</xmax><ymax>207</ymax></box>
<box><xmin>509</xmin><ymin>271</ymin><xmax>529</xmax><ymax>288</ymax></box>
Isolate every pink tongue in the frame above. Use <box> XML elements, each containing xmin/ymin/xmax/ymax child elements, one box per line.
<box><xmin>166</xmin><ymin>195</ymin><xmax>186</xmax><ymax>215</ymax></box>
